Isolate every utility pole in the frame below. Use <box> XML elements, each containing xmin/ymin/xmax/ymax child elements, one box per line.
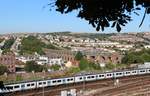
<box><xmin>42</xmin><ymin>70</ymin><xmax>45</xmax><ymax>96</ymax></box>
<box><xmin>82</xmin><ymin>72</ymin><xmax>85</xmax><ymax>94</ymax></box>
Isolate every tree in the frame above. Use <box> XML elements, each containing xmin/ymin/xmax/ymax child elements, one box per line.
<box><xmin>0</xmin><ymin>65</ymin><xmax>8</xmax><ymax>75</ymax></box>
<box><xmin>141</xmin><ymin>52</ymin><xmax>150</xmax><ymax>62</ymax></box>
<box><xmin>105</xmin><ymin>62</ymin><xmax>115</xmax><ymax>70</ymax></box>
<box><xmin>24</xmin><ymin>61</ymin><xmax>46</xmax><ymax>72</ymax></box>
<box><xmin>75</xmin><ymin>51</ymin><xmax>83</xmax><ymax>60</ymax></box>
<box><xmin>50</xmin><ymin>64</ymin><xmax>61</xmax><ymax>71</ymax></box>
<box><xmin>79</xmin><ymin>59</ymin><xmax>89</xmax><ymax>70</ymax></box>
<box><xmin>51</xmin><ymin>0</ymin><xmax>150</xmax><ymax>32</ymax></box>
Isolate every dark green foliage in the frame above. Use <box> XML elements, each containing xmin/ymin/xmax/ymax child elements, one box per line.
<box><xmin>2</xmin><ymin>38</ymin><xmax>15</xmax><ymax>54</ymax></box>
<box><xmin>24</xmin><ymin>61</ymin><xmax>46</xmax><ymax>72</ymax></box>
<box><xmin>79</xmin><ymin>59</ymin><xmax>89</xmax><ymax>70</ymax></box>
<box><xmin>105</xmin><ymin>62</ymin><xmax>115</xmax><ymax>70</ymax></box>
<box><xmin>0</xmin><ymin>65</ymin><xmax>8</xmax><ymax>75</ymax></box>
<box><xmin>79</xmin><ymin>59</ymin><xmax>101</xmax><ymax>70</ymax></box>
<box><xmin>0</xmin><ymin>38</ymin><xmax>4</xmax><ymax>43</ymax></box>
<box><xmin>52</xmin><ymin>0</ymin><xmax>150</xmax><ymax>32</ymax></box>
<box><xmin>89</xmin><ymin>62</ymin><xmax>101</xmax><ymax>70</ymax></box>
<box><xmin>75</xmin><ymin>51</ymin><xmax>83</xmax><ymax>60</ymax></box>
<box><xmin>20</xmin><ymin>36</ymin><xmax>45</xmax><ymax>55</ymax></box>
<box><xmin>122</xmin><ymin>49</ymin><xmax>150</xmax><ymax>64</ymax></box>
<box><xmin>45</xmin><ymin>44</ymin><xmax>60</xmax><ymax>50</ymax></box>
<box><xmin>50</xmin><ymin>64</ymin><xmax>61</xmax><ymax>71</ymax></box>
<box><xmin>20</xmin><ymin>36</ymin><xmax>59</xmax><ymax>55</ymax></box>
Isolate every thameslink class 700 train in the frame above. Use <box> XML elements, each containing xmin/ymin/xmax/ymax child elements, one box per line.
<box><xmin>0</xmin><ymin>68</ymin><xmax>150</xmax><ymax>93</ymax></box>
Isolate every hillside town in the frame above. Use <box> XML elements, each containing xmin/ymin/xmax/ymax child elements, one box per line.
<box><xmin>0</xmin><ymin>32</ymin><xmax>150</xmax><ymax>83</ymax></box>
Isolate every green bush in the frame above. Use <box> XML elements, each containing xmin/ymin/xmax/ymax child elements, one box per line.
<box><xmin>50</xmin><ymin>64</ymin><xmax>61</xmax><ymax>71</ymax></box>
<box><xmin>75</xmin><ymin>51</ymin><xmax>83</xmax><ymax>61</ymax></box>
<box><xmin>0</xmin><ymin>65</ymin><xmax>8</xmax><ymax>75</ymax></box>
<box><xmin>24</xmin><ymin>61</ymin><xmax>46</xmax><ymax>72</ymax></box>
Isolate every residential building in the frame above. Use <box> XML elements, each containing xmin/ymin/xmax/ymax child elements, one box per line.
<box><xmin>0</xmin><ymin>53</ymin><xmax>16</xmax><ymax>73</ymax></box>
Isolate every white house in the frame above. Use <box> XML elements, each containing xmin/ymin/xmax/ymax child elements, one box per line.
<box><xmin>36</xmin><ymin>56</ymin><xmax>49</xmax><ymax>65</ymax></box>
<box><xmin>48</xmin><ymin>58</ymin><xmax>64</xmax><ymax>66</ymax></box>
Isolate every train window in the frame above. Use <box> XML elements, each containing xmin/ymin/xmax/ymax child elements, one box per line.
<box><xmin>31</xmin><ymin>83</ymin><xmax>34</xmax><ymax>86</ymax></box>
<box><xmin>100</xmin><ymin>75</ymin><xmax>104</xmax><ymax>77</ymax></box>
<box><xmin>52</xmin><ymin>81</ymin><xmax>56</xmax><ymax>83</ymax></box>
<box><xmin>126</xmin><ymin>72</ymin><xmax>130</xmax><ymax>74</ymax></box>
<box><xmin>132</xmin><ymin>71</ymin><xmax>136</xmax><ymax>73</ymax></box>
<box><xmin>14</xmin><ymin>85</ymin><xmax>19</xmax><ymax>88</ymax></box>
<box><xmin>87</xmin><ymin>76</ymin><xmax>90</xmax><ymax>79</ymax></box>
<box><xmin>57</xmin><ymin>80</ymin><xmax>61</xmax><ymax>82</ymax></box>
<box><xmin>43</xmin><ymin>82</ymin><xmax>46</xmax><ymax>84</ymax></box>
<box><xmin>79</xmin><ymin>77</ymin><xmax>82</xmax><ymax>79</ymax></box>
<box><xmin>27</xmin><ymin>84</ymin><xmax>30</xmax><ymax>87</ymax></box>
<box><xmin>39</xmin><ymin>82</ymin><xmax>42</xmax><ymax>85</ymax></box>
<box><xmin>6</xmin><ymin>86</ymin><xmax>13</xmax><ymax>90</ymax></box>
<box><xmin>67</xmin><ymin>78</ymin><xmax>73</xmax><ymax>81</ymax></box>
<box><xmin>107</xmin><ymin>74</ymin><xmax>112</xmax><ymax>76</ymax></box>
<box><xmin>140</xmin><ymin>70</ymin><xmax>145</xmax><ymax>72</ymax></box>
<box><xmin>117</xmin><ymin>73</ymin><xmax>122</xmax><ymax>75</ymax></box>
<box><xmin>91</xmin><ymin>76</ymin><xmax>94</xmax><ymax>78</ymax></box>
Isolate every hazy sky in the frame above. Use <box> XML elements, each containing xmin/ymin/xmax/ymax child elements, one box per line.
<box><xmin>0</xmin><ymin>0</ymin><xmax>150</xmax><ymax>34</ymax></box>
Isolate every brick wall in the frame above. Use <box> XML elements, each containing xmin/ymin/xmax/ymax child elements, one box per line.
<box><xmin>0</xmin><ymin>53</ymin><xmax>16</xmax><ymax>72</ymax></box>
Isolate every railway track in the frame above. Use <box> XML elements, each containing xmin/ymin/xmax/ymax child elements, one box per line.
<box><xmin>5</xmin><ymin>74</ymin><xmax>150</xmax><ymax>96</ymax></box>
<box><xmin>86</xmin><ymin>75</ymin><xmax>150</xmax><ymax>96</ymax></box>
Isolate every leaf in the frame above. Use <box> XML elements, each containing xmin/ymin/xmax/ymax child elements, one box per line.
<box><xmin>96</xmin><ymin>25</ymin><xmax>100</xmax><ymax>31</ymax></box>
<box><xmin>136</xmin><ymin>7</ymin><xmax>141</xmax><ymax>10</ymax></box>
<box><xmin>111</xmin><ymin>22</ymin><xmax>116</xmax><ymax>28</ymax></box>
<box><xmin>116</xmin><ymin>23</ymin><xmax>121</xmax><ymax>32</ymax></box>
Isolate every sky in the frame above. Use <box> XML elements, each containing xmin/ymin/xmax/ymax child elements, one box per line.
<box><xmin>0</xmin><ymin>0</ymin><xmax>150</xmax><ymax>34</ymax></box>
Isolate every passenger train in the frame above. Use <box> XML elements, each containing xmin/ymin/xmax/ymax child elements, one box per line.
<box><xmin>0</xmin><ymin>68</ymin><xmax>150</xmax><ymax>93</ymax></box>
